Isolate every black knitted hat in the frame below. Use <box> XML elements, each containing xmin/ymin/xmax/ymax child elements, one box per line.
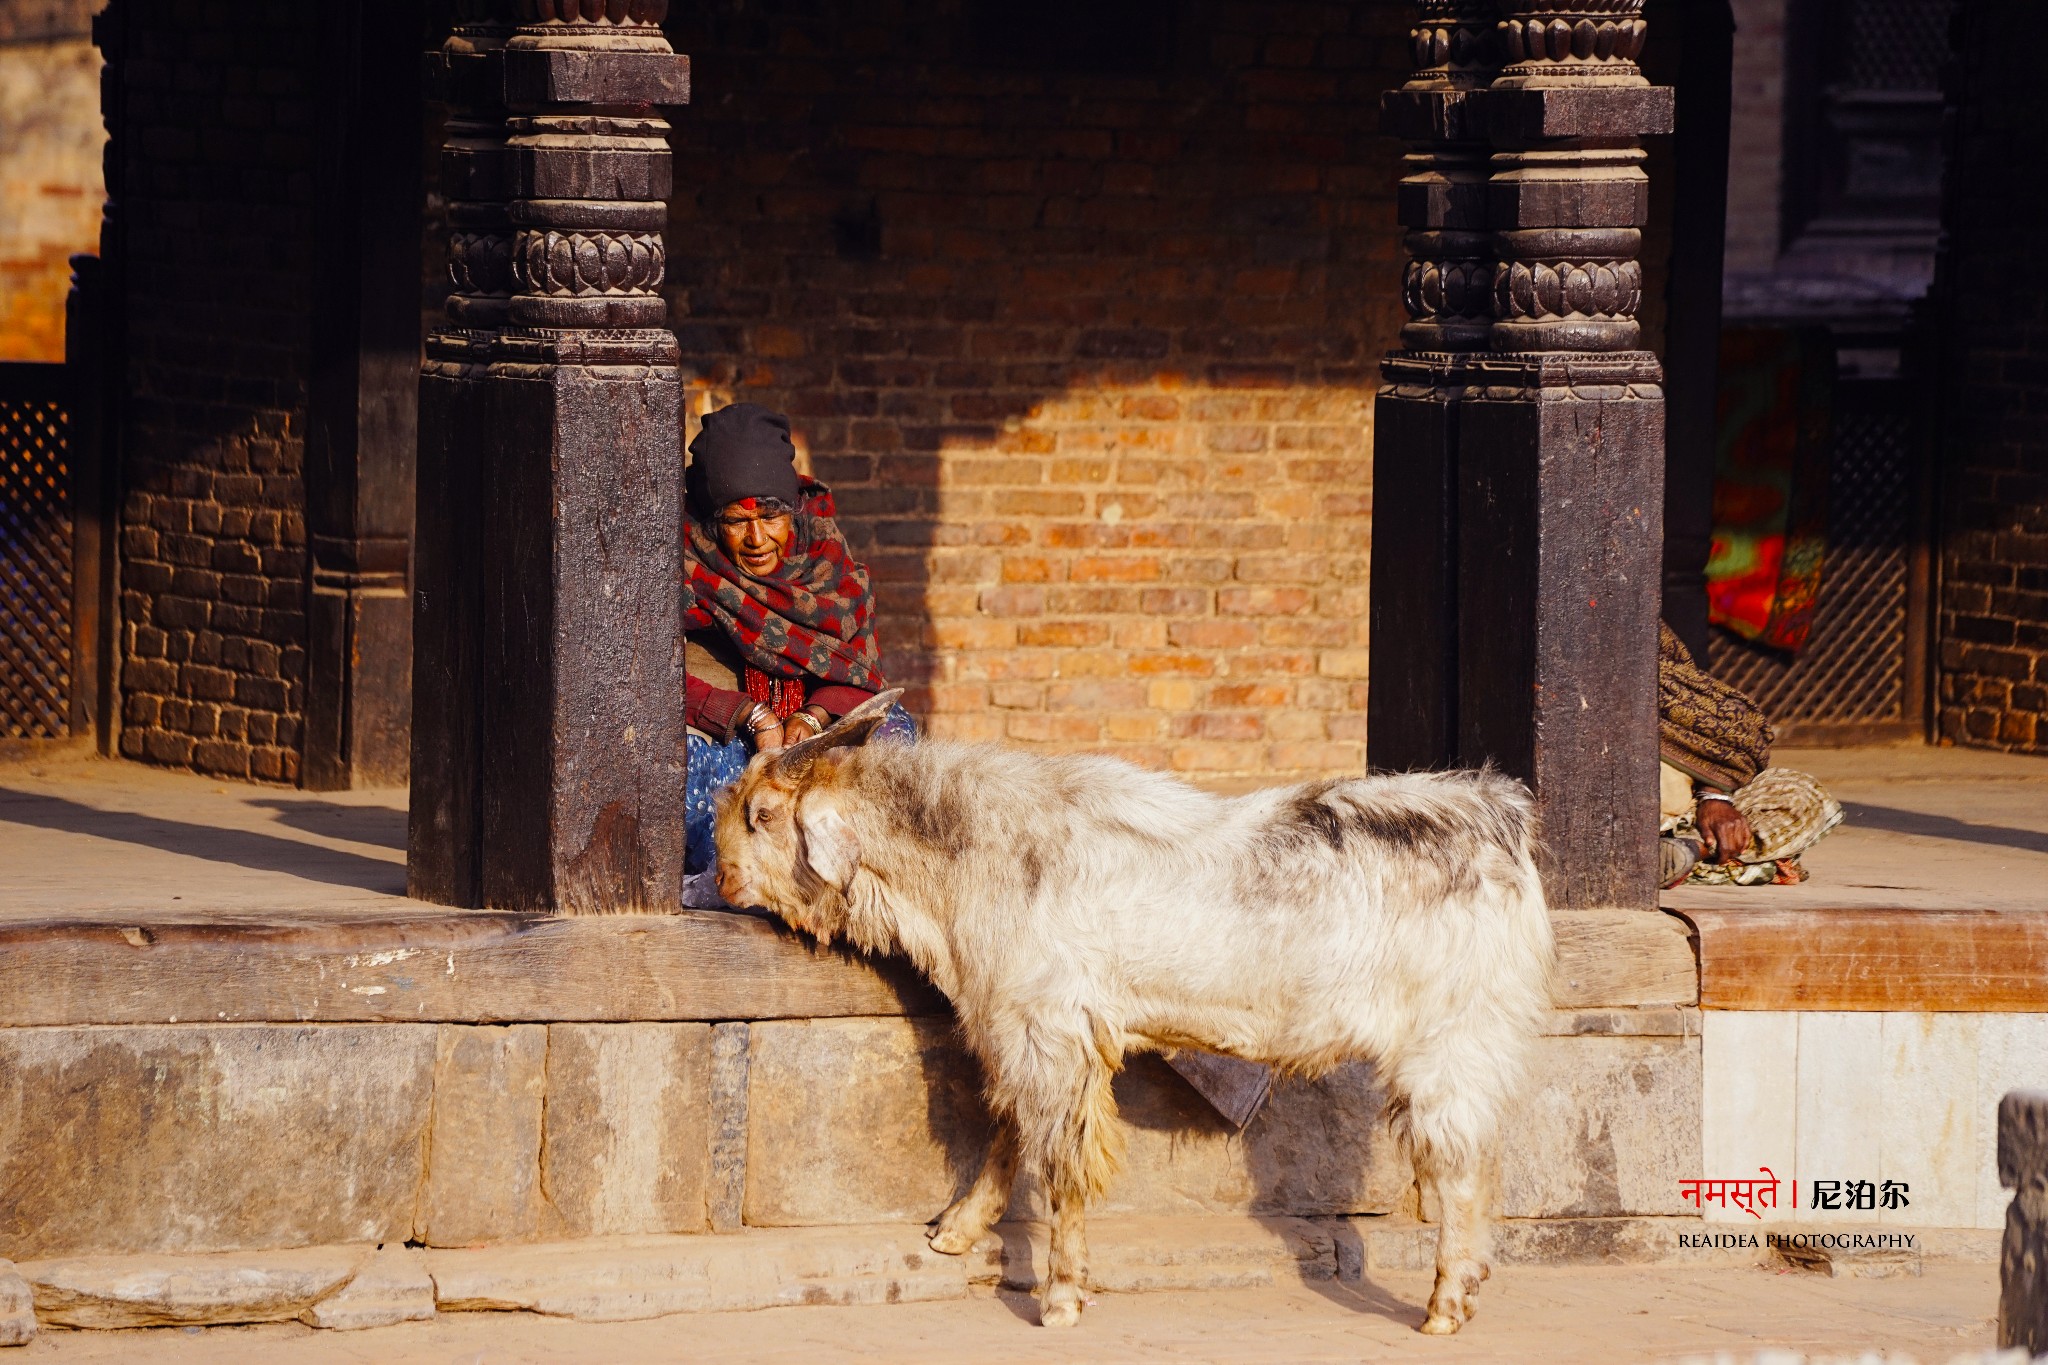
<box><xmin>687</xmin><ymin>403</ymin><xmax>801</xmax><ymax>515</ymax></box>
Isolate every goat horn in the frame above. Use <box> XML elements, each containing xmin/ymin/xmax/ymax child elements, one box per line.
<box><xmin>771</xmin><ymin>687</ymin><xmax>905</xmax><ymax>782</ymax></box>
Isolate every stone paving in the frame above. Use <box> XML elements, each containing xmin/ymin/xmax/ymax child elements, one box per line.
<box><xmin>6</xmin><ymin>1264</ymin><xmax>2005</xmax><ymax>1364</ymax></box>
<box><xmin>2</xmin><ymin>744</ymin><xmax>2045</xmax><ymax>922</ymax></box>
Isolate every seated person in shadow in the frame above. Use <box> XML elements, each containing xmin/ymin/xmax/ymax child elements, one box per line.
<box><xmin>682</xmin><ymin>402</ymin><xmax>915</xmax><ymax>904</ymax></box>
<box><xmin>1658</xmin><ymin>622</ymin><xmax>1842</xmax><ymax>888</ymax></box>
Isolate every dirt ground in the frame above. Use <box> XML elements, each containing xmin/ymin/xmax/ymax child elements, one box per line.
<box><xmin>13</xmin><ymin>1262</ymin><xmax>2004</xmax><ymax>1364</ymax></box>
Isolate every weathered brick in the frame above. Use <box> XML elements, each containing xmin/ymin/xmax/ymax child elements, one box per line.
<box><xmin>108</xmin><ymin>6</ymin><xmax>319</xmax><ymax>783</ymax></box>
<box><xmin>661</xmin><ymin>3</ymin><xmax>1406</xmax><ymax>783</ymax></box>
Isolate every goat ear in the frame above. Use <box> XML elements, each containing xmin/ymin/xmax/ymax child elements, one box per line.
<box><xmin>795</xmin><ymin>795</ymin><xmax>861</xmax><ymax>892</ymax></box>
<box><xmin>771</xmin><ymin>687</ymin><xmax>903</xmax><ymax>782</ymax></box>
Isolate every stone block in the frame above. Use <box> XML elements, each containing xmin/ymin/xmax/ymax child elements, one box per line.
<box><xmin>1701</xmin><ymin>1012</ymin><xmax>1796</xmax><ymax>1225</ymax></box>
<box><xmin>708</xmin><ymin>1022</ymin><xmax>750</xmax><ymax>1233</ymax></box>
<box><xmin>1333</xmin><ymin>1215</ymin><xmax>1743</xmax><ymax>1277</ymax></box>
<box><xmin>0</xmin><ymin>1026</ymin><xmax>435</xmax><ymax>1259</ymax></box>
<box><xmin>418</xmin><ymin>1024</ymin><xmax>548</xmax><ymax>1247</ymax></box>
<box><xmin>1028</xmin><ymin>1055</ymin><xmax>1408</xmax><ymax>1218</ymax></box>
<box><xmin>1979</xmin><ymin>1024</ymin><xmax>2048</xmax><ymax>1229</ymax></box>
<box><xmin>299</xmin><ymin>1246</ymin><xmax>434</xmax><ymax>1330</ymax></box>
<box><xmin>1880</xmin><ymin>1013</ymin><xmax>1984</xmax><ymax>1227</ymax></box>
<box><xmin>1241</xmin><ymin>1061</ymin><xmax>1411</xmax><ymax>1217</ymax></box>
<box><xmin>1499</xmin><ymin>1035</ymin><xmax>1701</xmax><ymax>1219</ymax></box>
<box><xmin>1999</xmin><ymin>1089</ymin><xmax>2048</xmax><ymax>1192</ymax></box>
<box><xmin>22</xmin><ymin>1246</ymin><xmax>365</xmax><ymax>1328</ymax></box>
<box><xmin>744</xmin><ymin>1019</ymin><xmax>1408</xmax><ymax>1227</ymax></box>
<box><xmin>424</xmin><ymin>1226</ymin><xmax>966</xmax><ymax>1321</ymax></box>
<box><xmin>541</xmin><ymin>1024</ymin><xmax>712</xmax><ymax>1238</ymax></box>
<box><xmin>0</xmin><ymin>1261</ymin><xmax>32</xmax><ymax>1347</ymax></box>
<box><xmin>2001</xmin><ymin>1090</ymin><xmax>2048</xmax><ymax>1354</ymax></box>
<box><xmin>744</xmin><ymin>1017</ymin><xmax>993</xmax><ymax>1227</ymax></box>
<box><xmin>1795</xmin><ymin>1012</ymin><xmax>1884</xmax><ymax>1222</ymax></box>
<box><xmin>973</xmin><ymin>1216</ymin><xmax>1334</xmax><ymax>1294</ymax></box>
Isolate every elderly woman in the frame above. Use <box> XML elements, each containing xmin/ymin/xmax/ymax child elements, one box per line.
<box><xmin>682</xmin><ymin>403</ymin><xmax>913</xmax><ymax>891</ymax></box>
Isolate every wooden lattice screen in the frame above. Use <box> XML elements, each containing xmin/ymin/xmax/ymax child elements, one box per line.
<box><xmin>0</xmin><ymin>366</ymin><xmax>73</xmax><ymax>740</ymax></box>
<box><xmin>1706</xmin><ymin>379</ymin><xmax>1922</xmax><ymax>737</ymax></box>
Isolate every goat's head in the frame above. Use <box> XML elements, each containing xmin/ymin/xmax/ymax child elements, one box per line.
<box><xmin>712</xmin><ymin>689</ymin><xmax>901</xmax><ymax>942</ymax></box>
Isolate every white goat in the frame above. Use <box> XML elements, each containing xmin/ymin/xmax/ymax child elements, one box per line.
<box><xmin>713</xmin><ymin>691</ymin><xmax>1553</xmax><ymax>1334</ymax></box>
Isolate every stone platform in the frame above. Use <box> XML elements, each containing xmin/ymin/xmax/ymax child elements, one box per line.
<box><xmin>3</xmin><ymin>1261</ymin><xmax>2012</xmax><ymax>1364</ymax></box>
<box><xmin>0</xmin><ymin>744</ymin><xmax>2041</xmax><ymax>1343</ymax></box>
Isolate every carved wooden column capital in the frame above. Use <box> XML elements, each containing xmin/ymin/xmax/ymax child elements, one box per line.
<box><xmin>1493</xmin><ymin>1</ymin><xmax>1649</xmax><ymax>89</ymax></box>
<box><xmin>499</xmin><ymin>2</ymin><xmax>687</xmax><ymax>341</ymax></box>
<box><xmin>1481</xmin><ymin>2</ymin><xmax>1672</xmax><ymax>356</ymax></box>
<box><xmin>1383</xmin><ymin>1</ymin><xmax>1500</xmax><ymax>355</ymax></box>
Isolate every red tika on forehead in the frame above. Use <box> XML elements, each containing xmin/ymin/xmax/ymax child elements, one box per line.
<box><xmin>732</xmin><ymin>497</ymin><xmax>761</xmax><ymax>513</ymax></box>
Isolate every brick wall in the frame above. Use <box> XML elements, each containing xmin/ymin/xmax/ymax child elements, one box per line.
<box><xmin>108</xmin><ymin>1</ymin><xmax>315</xmax><ymax>781</ymax></box>
<box><xmin>667</xmin><ymin>2</ymin><xmax>1409</xmax><ymax>782</ymax></box>
<box><xmin>1721</xmin><ymin>0</ymin><xmax>1785</xmax><ymax>279</ymax></box>
<box><xmin>1933</xmin><ymin>0</ymin><xmax>2048</xmax><ymax>753</ymax></box>
<box><xmin>0</xmin><ymin>0</ymin><xmax>105</xmax><ymax>363</ymax></box>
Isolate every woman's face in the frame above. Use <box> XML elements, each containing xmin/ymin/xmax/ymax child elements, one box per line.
<box><xmin>715</xmin><ymin>500</ymin><xmax>796</xmax><ymax>576</ymax></box>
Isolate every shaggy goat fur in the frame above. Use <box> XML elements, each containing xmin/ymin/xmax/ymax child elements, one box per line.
<box><xmin>713</xmin><ymin>692</ymin><xmax>1554</xmax><ymax>1334</ymax></box>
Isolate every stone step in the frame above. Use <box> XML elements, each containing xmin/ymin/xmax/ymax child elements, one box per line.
<box><xmin>967</xmin><ymin>1215</ymin><xmax>1337</xmax><ymax>1294</ymax></box>
<box><xmin>7</xmin><ymin>1215</ymin><xmax>2004</xmax><ymax>1338</ymax></box>
<box><xmin>422</xmin><ymin>1225</ymin><xmax>968</xmax><ymax>1322</ymax></box>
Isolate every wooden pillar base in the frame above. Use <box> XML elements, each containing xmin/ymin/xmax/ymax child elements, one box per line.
<box><xmin>1370</xmin><ymin>358</ymin><xmax>1468</xmax><ymax>773</ymax></box>
<box><xmin>411</xmin><ymin>335</ymin><xmax>492</xmax><ymax>907</ymax></box>
<box><xmin>480</xmin><ymin>331</ymin><xmax>686</xmax><ymax>914</ymax></box>
<box><xmin>1456</xmin><ymin>352</ymin><xmax>1664</xmax><ymax>910</ymax></box>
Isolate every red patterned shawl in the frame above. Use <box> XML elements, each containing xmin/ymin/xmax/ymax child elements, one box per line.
<box><xmin>683</xmin><ymin>478</ymin><xmax>887</xmax><ymax>694</ymax></box>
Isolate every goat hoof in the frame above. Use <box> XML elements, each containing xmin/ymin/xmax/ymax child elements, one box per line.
<box><xmin>1419</xmin><ymin>1313</ymin><xmax>1462</xmax><ymax>1336</ymax></box>
<box><xmin>927</xmin><ymin>1225</ymin><xmax>979</xmax><ymax>1256</ymax></box>
<box><xmin>1039</xmin><ymin>1297</ymin><xmax>1083</xmax><ymax>1328</ymax></box>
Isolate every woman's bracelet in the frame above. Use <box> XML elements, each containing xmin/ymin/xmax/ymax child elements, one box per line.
<box><xmin>1696</xmin><ymin>791</ymin><xmax>1736</xmax><ymax>806</ymax></box>
<box><xmin>787</xmin><ymin>709</ymin><xmax>826</xmax><ymax>737</ymax></box>
<box><xmin>743</xmin><ymin>702</ymin><xmax>780</xmax><ymax>736</ymax></box>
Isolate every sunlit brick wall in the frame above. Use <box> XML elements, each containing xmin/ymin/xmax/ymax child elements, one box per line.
<box><xmin>667</xmin><ymin>1</ymin><xmax>1409</xmax><ymax>783</ymax></box>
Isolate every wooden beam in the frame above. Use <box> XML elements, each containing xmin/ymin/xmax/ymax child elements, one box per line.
<box><xmin>1550</xmin><ymin>908</ymin><xmax>1699</xmax><ymax>1008</ymax></box>
<box><xmin>1680</xmin><ymin>907</ymin><xmax>2048</xmax><ymax>1011</ymax></box>
<box><xmin>0</xmin><ymin>910</ymin><xmax>941</xmax><ymax>1027</ymax></box>
<box><xmin>0</xmin><ymin>906</ymin><xmax>1697</xmax><ymax>1026</ymax></box>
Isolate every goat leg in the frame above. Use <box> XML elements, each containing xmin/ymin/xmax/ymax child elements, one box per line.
<box><xmin>1039</xmin><ymin>1180</ymin><xmax>1090</xmax><ymax>1328</ymax></box>
<box><xmin>1013</xmin><ymin>1024</ymin><xmax>1123</xmax><ymax>1328</ymax></box>
<box><xmin>1416</xmin><ymin>1143</ymin><xmax>1491</xmax><ymax>1335</ymax></box>
<box><xmin>929</xmin><ymin>1123</ymin><xmax>1019</xmax><ymax>1255</ymax></box>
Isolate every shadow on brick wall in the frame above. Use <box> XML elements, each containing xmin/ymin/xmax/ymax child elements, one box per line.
<box><xmin>665</xmin><ymin>1</ymin><xmax>1409</xmax><ymax>786</ymax></box>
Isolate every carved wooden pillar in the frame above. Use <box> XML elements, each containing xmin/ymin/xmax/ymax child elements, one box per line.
<box><xmin>1455</xmin><ymin>3</ymin><xmax>1673</xmax><ymax>909</ymax></box>
<box><xmin>412</xmin><ymin>2</ymin><xmax>690</xmax><ymax>912</ymax></box>
<box><xmin>1369</xmin><ymin>2</ymin><xmax>1499</xmax><ymax>774</ymax></box>
<box><xmin>413</xmin><ymin>1</ymin><xmax>512</xmax><ymax>905</ymax></box>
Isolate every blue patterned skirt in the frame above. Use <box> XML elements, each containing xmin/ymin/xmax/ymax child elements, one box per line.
<box><xmin>683</xmin><ymin>704</ymin><xmax>918</xmax><ymax>874</ymax></box>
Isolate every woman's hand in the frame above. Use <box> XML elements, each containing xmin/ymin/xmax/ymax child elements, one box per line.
<box><xmin>1695</xmin><ymin>796</ymin><xmax>1753</xmax><ymax>863</ymax></box>
<box><xmin>779</xmin><ymin>706</ymin><xmax>831</xmax><ymax>749</ymax></box>
<box><xmin>743</xmin><ymin>703</ymin><xmax>785</xmax><ymax>753</ymax></box>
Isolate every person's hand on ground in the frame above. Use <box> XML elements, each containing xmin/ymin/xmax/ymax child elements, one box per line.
<box><xmin>1695</xmin><ymin>797</ymin><xmax>1753</xmax><ymax>863</ymax></box>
